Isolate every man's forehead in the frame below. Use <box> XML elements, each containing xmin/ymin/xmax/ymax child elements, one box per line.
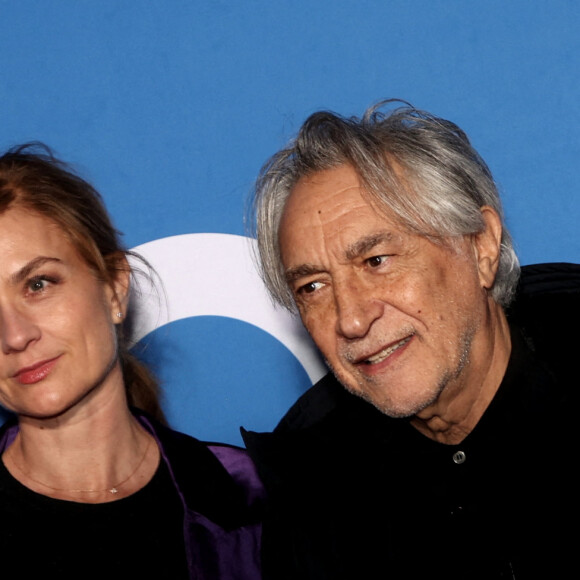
<box><xmin>282</xmin><ymin>169</ymin><xmax>367</xmax><ymax>231</ymax></box>
<box><xmin>280</xmin><ymin>186</ymin><xmax>411</xmax><ymax>268</ymax></box>
<box><xmin>291</xmin><ymin>165</ymin><xmax>363</xmax><ymax>199</ymax></box>
<box><xmin>282</xmin><ymin>166</ymin><xmax>406</xmax><ymax>237</ymax></box>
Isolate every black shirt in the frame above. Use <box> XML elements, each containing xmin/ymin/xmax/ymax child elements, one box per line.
<box><xmin>245</xmin><ymin>328</ymin><xmax>575</xmax><ymax>579</ymax></box>
<box><xmin>0</xmin><ymin>457</ymin><xmax>189</xmax><ymax>579</ymax></box>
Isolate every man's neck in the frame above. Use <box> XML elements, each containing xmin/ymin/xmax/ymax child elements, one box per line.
<box><xmin>410</xmin><ymin>305</ymin><xmax>512</xmax><ymax>445</ymax></box>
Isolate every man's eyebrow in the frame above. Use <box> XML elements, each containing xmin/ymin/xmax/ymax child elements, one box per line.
<box><xmin>284</xmin><ymin>232</ymin><xmax>396</xmax><ymax>284</ymax></box>
<box><xmin>11</xmin><ymin>257</ymin><xmax>62</xmax><ymax>285</ymax></box>
<box><xmin>344</xmin><ymin>232</ymin><xmax>394</xmax><ymax>261</ymax></box>
<box><xmin>284</xmin><ymin>263</ymin><xmax>325</xmax><ymax>285</ymax></box>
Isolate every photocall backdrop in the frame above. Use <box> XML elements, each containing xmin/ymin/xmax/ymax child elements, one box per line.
<box><xmin>1</xmin><ymin>1</ymin><xmax>579</xmax><ymax>444</ymax></box>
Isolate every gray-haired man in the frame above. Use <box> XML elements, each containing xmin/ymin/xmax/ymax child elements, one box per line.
<box><xmin>243</xmin><ymin>102</ymin><xmax>578</xmax><ymax>579</ymax></box>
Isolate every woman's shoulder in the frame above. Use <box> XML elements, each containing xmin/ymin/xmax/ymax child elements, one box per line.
<box><xmin>135</xmin><ymin>410</ymin><xmax>265</xmax><ymax>528</ymax></box>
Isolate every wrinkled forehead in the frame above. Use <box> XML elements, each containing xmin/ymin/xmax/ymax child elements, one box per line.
<box><xmin>278</xmin><ymin>163</ymin><xmax>465</xmax><ymax>270</ymax></box>
<box><xmin>279</xmin><ymin>166</ymin><xmax>407</xmax><ymax>267</ymax></box>
<box><xmin>280</xmin><ymin>165</ymin><xmax>405</xmax><ymax>240</ymax></box>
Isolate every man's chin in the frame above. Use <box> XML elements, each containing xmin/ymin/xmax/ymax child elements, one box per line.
<box><xmin>333</xmin><ymin>371</ymin><xmax>438</xmax><ymax>419</ymax></box>
<box><xmin>364</xmin><ymin>394</ymin><xmax>424</xmax><ymax>419</ymax></box>
<box><xmin>337</xmin><ymin>381</ymin><xmax>422</xmax><ymax>419</ymax></box>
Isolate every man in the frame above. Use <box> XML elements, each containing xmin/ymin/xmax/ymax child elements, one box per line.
<box><xmin>243</xmin><ymin>101</ymin><xmax>578</xmax><ymax>579</ymax></box>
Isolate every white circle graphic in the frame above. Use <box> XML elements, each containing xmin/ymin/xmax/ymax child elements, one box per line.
<box><xmin>128</xmin><ymin>233</ymin><xmax>326</xmax><ymax>384</ymax></box>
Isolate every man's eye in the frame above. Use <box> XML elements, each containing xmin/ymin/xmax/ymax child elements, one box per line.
<box><xmin>298</xmin><ymin>281</ymin><xmax>323</xmax><ymax>295</ymax></box>
<box><xmin>366</xmin><ymin>255</ymin><xmax>388</xmax><ymax>268</ymax></box>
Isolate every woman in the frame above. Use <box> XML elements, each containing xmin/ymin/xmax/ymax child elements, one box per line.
<box><xmin>0</xmin><ymin>144</ymin><xmax>263</xmax><ymax>578</ymax></box>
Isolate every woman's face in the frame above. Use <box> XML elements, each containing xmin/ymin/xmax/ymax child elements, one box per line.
<box><xmin>0</xmin><ymin>207</ymin><xmax>128</xmax><ymax>419</ymax></box>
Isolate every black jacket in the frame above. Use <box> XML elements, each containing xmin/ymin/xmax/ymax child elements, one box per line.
<box><xmin>243</xmin><ymin>263</ymin><xmax>580</xmax><ymax>580</ymax></box>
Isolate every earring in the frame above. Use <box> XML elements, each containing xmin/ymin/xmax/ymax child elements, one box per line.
<box><xmin>116</xmin><ymin>312</ymin><xmax>123</xmax><ymax>319</ymax></box>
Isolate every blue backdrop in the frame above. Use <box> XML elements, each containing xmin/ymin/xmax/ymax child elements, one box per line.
<box><xmin>1</xmin><ymin>1</ymin><xmax>579</xmax><ymax>444</ymax></box>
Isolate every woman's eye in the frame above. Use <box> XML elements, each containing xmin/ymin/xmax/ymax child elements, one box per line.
<box><xmin>366</xmin><ymin>255</ymin><xmax>388</xmax><ymax>268</ymax></box>
<box><xmin>27</xmin><ymin>277</ymin><xmax>52</xmax><ymax>293</ymax></box>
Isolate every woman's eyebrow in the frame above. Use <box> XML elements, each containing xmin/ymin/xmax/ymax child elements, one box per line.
<box><xmin>10</xmin><ymin>256</ymin><xmax>62</xmax><ymax>286</ymax></box>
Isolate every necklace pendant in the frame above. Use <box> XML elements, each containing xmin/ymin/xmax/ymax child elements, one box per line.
<box><xmin>109</xmin><ymin>487</ymin><xmax>118</xmax><ymax>494</ymax></box>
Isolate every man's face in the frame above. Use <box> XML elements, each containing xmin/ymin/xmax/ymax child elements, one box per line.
<box><xmin>279</xmin><ymin>164</ymin><xmax>499</xmax><ymax>418</ymax></box>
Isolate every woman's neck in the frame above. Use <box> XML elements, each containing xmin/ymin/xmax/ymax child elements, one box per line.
<box><xmin>2</xmin><ymin>386</ymin><xmax>160</xmax><ymax>503</ymax></box>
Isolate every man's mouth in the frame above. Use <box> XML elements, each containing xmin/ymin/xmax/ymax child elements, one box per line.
<box><xmin>360</xmin><ymin>336</ymin><xmax>413</xmax><ymax>365</ymax></box>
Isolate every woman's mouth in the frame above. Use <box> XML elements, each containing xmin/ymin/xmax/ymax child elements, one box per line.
<box><xmin>14</xmin><ymin>356</ymin><xmax>61</xmax><ymax>385</ymax></box>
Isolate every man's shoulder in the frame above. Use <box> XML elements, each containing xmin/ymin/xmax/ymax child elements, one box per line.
<box><xmin>508</xmin><ymin>262</ymin><xmax>580</xmax><ymax>380</ymax></box>
<box><xmin>241</xmin><ymin>372</ymin><xmax>347</xmax><ymax>458</ymax></box>
<box><xmin>510</xmin><ymin>262</ymin><xmax>580</xmax><ymax>314</ymax></box>
<box><xmin>262</xmin><ymin>370</ymin><xmax>383</xmax><ymax>437</ymax></box>
<box><xmin>274</xmin><ymin>372</ymin><xmax>349</xmax><ymax>433</ymax></box>
<box><xmin>242</xmin><ymin>370</ymin><xmax>396</xmax><ymax>468</ymax></box>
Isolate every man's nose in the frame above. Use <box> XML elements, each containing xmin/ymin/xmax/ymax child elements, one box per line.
<box><xmin>334</xmin><ymin>279</ymin><xmax>383</xmax><ymax>339</ymax></box>
<box><xmin>0</xmin><ymin>304</ymin><xmax>41</xmax><ymax>354</ymax></box>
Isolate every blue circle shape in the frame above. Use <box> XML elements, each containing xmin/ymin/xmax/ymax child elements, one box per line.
<box><xmin>133</xmin><ymin>315</ymin><xmax>312</xmax><ymax>446</ymax></box>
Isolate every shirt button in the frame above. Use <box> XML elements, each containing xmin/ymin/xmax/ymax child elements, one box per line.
<box><xmin>452</xmin><ymin>451</ymin><xmax>466</xmax><ymax>464</ymax></box>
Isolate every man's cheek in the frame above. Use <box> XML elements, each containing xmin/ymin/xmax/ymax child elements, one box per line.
<box><xmin>302</xmin><ymin>311</ymin><xmax>332</xmax><ymax>350</ymax></box>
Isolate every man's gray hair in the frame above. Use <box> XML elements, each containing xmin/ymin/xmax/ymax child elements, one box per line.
<box><xmin>250</xmin><ymin>100</ymin><xmax>520</xmax><ymax>311</ymax></box>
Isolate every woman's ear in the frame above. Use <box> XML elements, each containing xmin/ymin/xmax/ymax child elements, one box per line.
<box><xmin>473</xmin><ymin>206</ymin><xmax>503</xmax><ymax>290</ymax></box>
<box><xmin>108</xmin><ymin>253</ymin><xmax>131</xmax><ymax>322</ymax></box>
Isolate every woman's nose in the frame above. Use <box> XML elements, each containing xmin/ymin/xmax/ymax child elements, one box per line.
<box><xmin>0</xmin><ymin>304</ymin><xmax>41</xmax><ymax>354</ymax></box>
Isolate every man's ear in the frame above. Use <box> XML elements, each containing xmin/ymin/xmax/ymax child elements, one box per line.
<box><xmin>108</xmin><ymin>253</ymin><xmax>131</xmax><ymax>322</ymax></box>
<box><xmin>473</xmin><ymin>206</ymin><xmax>503</xmax><ymax>290</ymax></box>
